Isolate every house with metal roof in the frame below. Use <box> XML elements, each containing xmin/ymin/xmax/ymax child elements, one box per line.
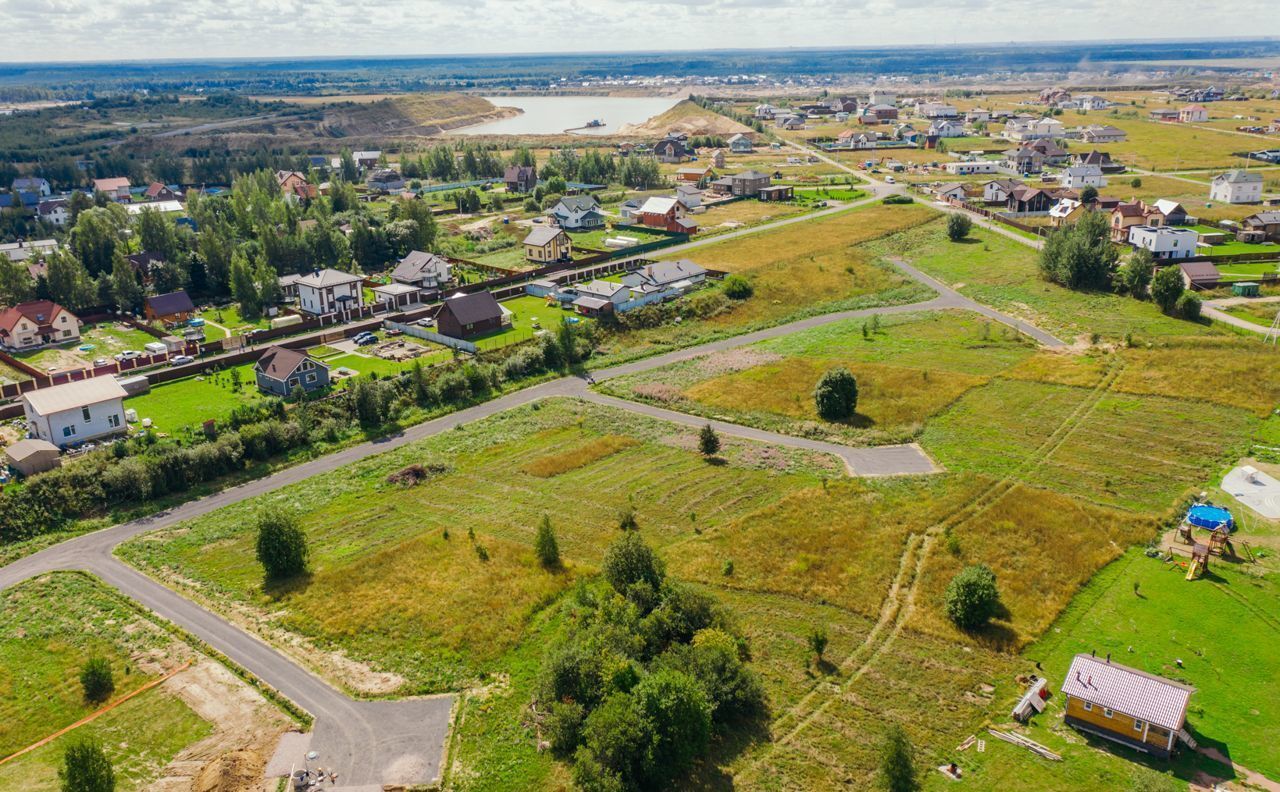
<box><xmin>21</xmin><ymin>377</ymin><xmax>128</xmax><ymax>448</ymax></box>
<box><xmin>254</xmin><ymin>346</ymin><xmax>330</xmax><ymax>396</ymax></box>
<box><xmin>392</xmin><ymin>250</ymin><xmax>453</xmax><ymax>291</ymax></box>
<box><xmin>548</xmin><ymin>196</ymin><xmax>606</xmax><ymax>231</ymax></box>
<box><xmin>1062</xmin><ymin>653</ymin><xmax>1195</xmax><ymax>758</ymax></box>
<box><xmin>1209</xmin><ymin>170</ymin><xmax>1263</xmax><ymax>205</ymax></box>
<box><xmin>621</xmin><ymin>259</ymin><xmax>707</xmax><ymax>292</ymax></box>
<box><xmin>296</xmin><ymin>268</ymin><xmax>365</xmax><ymax>316</ymax></box>
<box><xmin>435</xmin><ymin>291</ymin><xmax>508</xmax><ymax>339</ymax></box>
<box><xmin>0</xmin><ymin>300</ymin><xmax>81</xmax><ymax>351</ymax></box>
<box><xmin>523</xmin><ymin>226</ymin><xmax>572</xmax><ymax>264</ymax></box>
<box><xmin>144</xmin><ymin>290</ymin><xmax>196</xmax><ymax>325</ymax></box>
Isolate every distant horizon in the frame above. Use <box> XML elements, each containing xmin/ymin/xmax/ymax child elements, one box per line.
<box><xmin>3</xmin><ymin>0</ymin><xmax>1279</xmax><ymax>69</ymax></box>
<box><xmin>7</xmin><ymin>35</ymin><xmax>1280</xmax><ymax>69</ymax></box>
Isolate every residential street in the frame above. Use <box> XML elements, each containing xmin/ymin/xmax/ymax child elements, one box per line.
<box><xmin>0</xmin><ymin>192</ymin><xmax>1065</xmax><ymax>790</ymax></box>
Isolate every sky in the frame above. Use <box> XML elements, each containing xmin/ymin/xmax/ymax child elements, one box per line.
<box><xmin>3</xmin><ymin>0</ymin><xmax>1279</xmax><ymax>62</ymax></box>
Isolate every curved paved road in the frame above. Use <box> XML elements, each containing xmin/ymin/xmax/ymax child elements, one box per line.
<box><xmin>0</xmin><ymin>203</ymin><xmax>1064</xmax><ymax>788</ymax></box>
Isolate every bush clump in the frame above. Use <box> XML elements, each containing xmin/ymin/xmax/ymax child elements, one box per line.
<box><xmin>256</xmin><ymin>509</ymin><xmax>309</xmax><ymax>581</ymax></box>
<box><xmin>944</xmin><ymin>564</ymin><xmax>1000</xmax><ymax>630</ymax></box>
<box><xmin>813</xmin><ymin>367</ymin><xmax>859</xmax><ymax>421</ymax></box>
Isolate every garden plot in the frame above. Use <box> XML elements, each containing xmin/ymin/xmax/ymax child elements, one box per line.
<box><xmin>14</xmin><ymin>322</ymin><xmax>158</xmax><ymax>372</ymax></box>
<box><xmin>0</xmin><ymin>573</ymin><xmax>288</xmax><ymax>792</ymax></box>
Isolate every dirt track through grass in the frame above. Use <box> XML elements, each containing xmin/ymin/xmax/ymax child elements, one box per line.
<box><xmin>735</xmin><ymin>350</ymin><xmax>1135</xmax><ymax>784</ymax></box>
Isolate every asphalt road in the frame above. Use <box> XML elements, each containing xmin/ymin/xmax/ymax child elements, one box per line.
<box><xmin>0</xmin><ymin>188</ymin><xmax>1065</xmax><ymax>789</ymax></box>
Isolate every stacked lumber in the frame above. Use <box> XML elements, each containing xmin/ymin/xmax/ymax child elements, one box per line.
<box><xmin>987</xmin><ymin>728</ymin><xmax>1062</xmax><ymax>761</ymax></box>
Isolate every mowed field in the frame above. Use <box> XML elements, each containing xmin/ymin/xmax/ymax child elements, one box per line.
<box><xmin>0</xmin><ymin>574</ymin><xmax>212</xmax><ymax>791</ymax></box>
<box><xmin>601</xmin><ymin>310</ymin><xmax>1036</xmax><ymax>446</ymax></box>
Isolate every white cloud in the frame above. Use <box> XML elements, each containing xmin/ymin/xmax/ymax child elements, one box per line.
<box><xmin>0</xmin><ymin>0</ymin><xmax>1276</xmax><ymax>62</ymax></box>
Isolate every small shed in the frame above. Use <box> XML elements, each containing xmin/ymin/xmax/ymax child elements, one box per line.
<box><xmin>1177</xmin><ymin>261</ymin><xmax>1221</xmax><ymax>291</ymax></box>
<box><xmin>1232</xmin><ymin>281</ymin><xmax>1261</xmax><ymax>297</ymax></box>
<box><xmin>5</xmin><ymin>439</ymin><xmax>61</xmax><ymax>477</ymax></box>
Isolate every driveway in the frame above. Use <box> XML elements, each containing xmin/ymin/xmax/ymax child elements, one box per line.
<box><xmin>0</xmin><ymin>204</ymin><xmax>1065</xmax><ymax>789</ymax></box>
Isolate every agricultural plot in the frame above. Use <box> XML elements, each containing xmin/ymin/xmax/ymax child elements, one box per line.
<box><xmin>600</xmin><ymin>310</ymin><xmax>1034</xmax><ymax>446</ymax></box>
<box><xmin>0</xmin><ymin>573</ymin><xmax>289</xmax><ymax>792</ymax></box>
<box><xmin>696</xmin><ymin>199</ymin><xmax>810</xmax><ymax>233</ymax></box>
<box><xmin>669</xmin><ymin>474</ymin><xmax>988</xmax><ymax>616</ymax></box>
<box><xmin>922</xmin><ymin>376</ymin><xmax>1258</xmax><ymax>512</ymax></box>
<box><xmin>119</xmin><ymin>399</ymin><xmax>833</xmax><ymax>695</ymax></box>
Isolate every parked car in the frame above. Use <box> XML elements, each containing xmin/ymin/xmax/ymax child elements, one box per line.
<box><xmin>885</xmin><ymin>176</ymin><xmax>896</xmax><ymax>184</ymax></box>
<box><xmin>170</xmin><ymin>355</ymin><xmax>195</xmax><ymax>366</ymax></box>
<box><xmin>114</xmin><ymin>350</ymin><xmax>142</xmax><ymax>361</ymax></box>
<box><xmin>92</xmin><ymin>357</ymin><xmax>109</xmax><ymax>367</ymax></box>
<box><xmin>355</xmin><ymin>335</ymin><xmax>378</xmax><ymax>346</ymax></box>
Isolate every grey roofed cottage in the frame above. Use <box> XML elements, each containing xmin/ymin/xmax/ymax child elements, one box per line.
<box><xmin>254</xmin><ymin>346</ymin><xmax>330</xmax><ymax>396</ymax></box>
<box><xmin>392</xmin><ymin>250</ymin><xmax>452</xmax><ymax>290</ymax></box>
<box><xmin>504</xmin><ymin>165</ymin><xmax>537</xmax><ymax>193</ymax></box>
<box><xmin>622</xmin><ymin>259</ymin><xmax>707</xmax><ymax>291</ymax></box>
<box><xmin>549</xmin><ymin>195</ymin><xmax>606</xmax><ymax>230</ymax></box>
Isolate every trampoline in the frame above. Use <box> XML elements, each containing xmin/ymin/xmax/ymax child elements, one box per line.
<box><xmin>1186</xmin><ymin>504</ymin><xmax>1234</xmax><ymax>533</ymax></box>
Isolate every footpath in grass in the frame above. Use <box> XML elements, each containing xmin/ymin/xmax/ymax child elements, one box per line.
<box><xmin>0</xmin><ymin>573</ymin><xmax>212</xmax><ymax>790</ymax></box>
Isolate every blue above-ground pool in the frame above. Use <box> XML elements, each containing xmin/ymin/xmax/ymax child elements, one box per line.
<box><xmin>1187</xmin><ymin>504</ymin><xmax>1234</xmax><ymax>533</ymax></box>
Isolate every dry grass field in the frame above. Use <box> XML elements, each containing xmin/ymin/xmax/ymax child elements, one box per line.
<box><xmin>686</xmin><ymin>357</ymin><xmax>986</xmax><ymax>428</ymax></box>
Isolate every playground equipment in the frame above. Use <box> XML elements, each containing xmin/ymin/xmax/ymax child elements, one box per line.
<box><xmin>1186</xmin><ymin>543</ymin><xmax>1209</xmax><ymax>580</ymax></box>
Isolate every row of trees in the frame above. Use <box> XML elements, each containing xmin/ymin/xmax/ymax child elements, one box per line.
<box><xmin>1037</xmin><ymin>211</ymin><xmax>1202</xmax><ymax>321</ymax></box>
<box><xmin>0</xmin><ymin>326</ymin><xmax>591</xmax><ymax>543</ymax></box>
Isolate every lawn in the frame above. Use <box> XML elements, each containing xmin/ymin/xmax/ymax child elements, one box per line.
<box><xmin>0</xmin><ymin>573</ymin><xmax>212</xmax><ymax>790</ymax></box>
<box><xmin>600</xmin><ymin>310</ymin><xmax>1035</xmax><ymax>447</ymax></box>
<box><xmin>872</xmin><ymin>219</ymin><xmax>1221</xmax><ymax>341</ymax></box>
<box><xmin>979</xmin><ymin>549</ymin><xmax>1280</xmax><ymax>785</ymax></box>
<box><xmin>118</xmin><ymin>399</ymin><xmax>835</xmax><ymax>695</ymax></box>
<box><xmin>195</xmin><ymin>303</ymin><xmax>272</xmax><ymax>333</ymax></box>
<box><xmin>125</xmin><ymin>363</ymin><xmax>264</xmax><ymax>433</ymax></box>
<box><xmin>14</xmin><ymin>322</ymin><xmax>159</xmax><ymax>372</ymax></box>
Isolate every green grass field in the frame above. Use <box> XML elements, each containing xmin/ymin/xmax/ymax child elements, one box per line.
<box><xmin>125</xmin><ymin>363</ymin><xmax>264</xmax><ymax>433</ymax></box>
<box><xmin>600</xmin><ymin>310</ymin><xmax>1035</xmax><ymax>446</ymax></box>
<box><xmin>0</xmin><ymin>573</ymin><xmax>211</xmax><ymax>790</ymax></box>
<box><xmin>872</xmin><ymin>219</ymin><xmax>1220</xmax><ymax>341</ymax></box>
<box><xmin>119</xmin><ymin>399</ymin><xmax>835</xmax><ymax>694</ymax></box>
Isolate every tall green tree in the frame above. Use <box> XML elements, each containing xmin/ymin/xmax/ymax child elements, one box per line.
<box><xmin>60</xmin><ymin>739</ymin><xmax>115</xmax><ymax>792</ymax></box>
<box><xmin>1151</xmin><ymin>265</ymin><xmax>1184</xmax><ymax>314</ymax></box>
<box><xmin>69</xmin><ymin>205</ymin><xmax>128</xmax><ymax>276</ymax></box>
<box><xmin>108</xmin><ymin>252</ymin><xmax>143</xmax><ymax>313</ymax></box>
<box><xmin>136</xmin><ymin>207</ymin><xmax>178</xmax><ymax>262</ymax></box>
<box><xmin>535</xmin><ymin>514</ymin><xmax>561</xmax><ymax>569</ymax></box>
<box><xmin>0</xmin><ymin>254</ymin><xmax>35</xmax><ymax>305</ymax></box>
<box><xmin>229</xmin><ymin>249</ymin><xmax>262</xmax><ymax>319</ymax></box>
<box><xmin>880</xmin><ymin>725</ymin><xmax>918</xmax><ymax>792</ymax></box>
<box><xmin>813</xmin><ymin>367</ymin><xmax>859</xmax><ymax>421</ymax></box>
<box><xmin>1037</xmin><ymin>210</ymin><xmax>1116</xmax><ymax>290</ymax></box>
